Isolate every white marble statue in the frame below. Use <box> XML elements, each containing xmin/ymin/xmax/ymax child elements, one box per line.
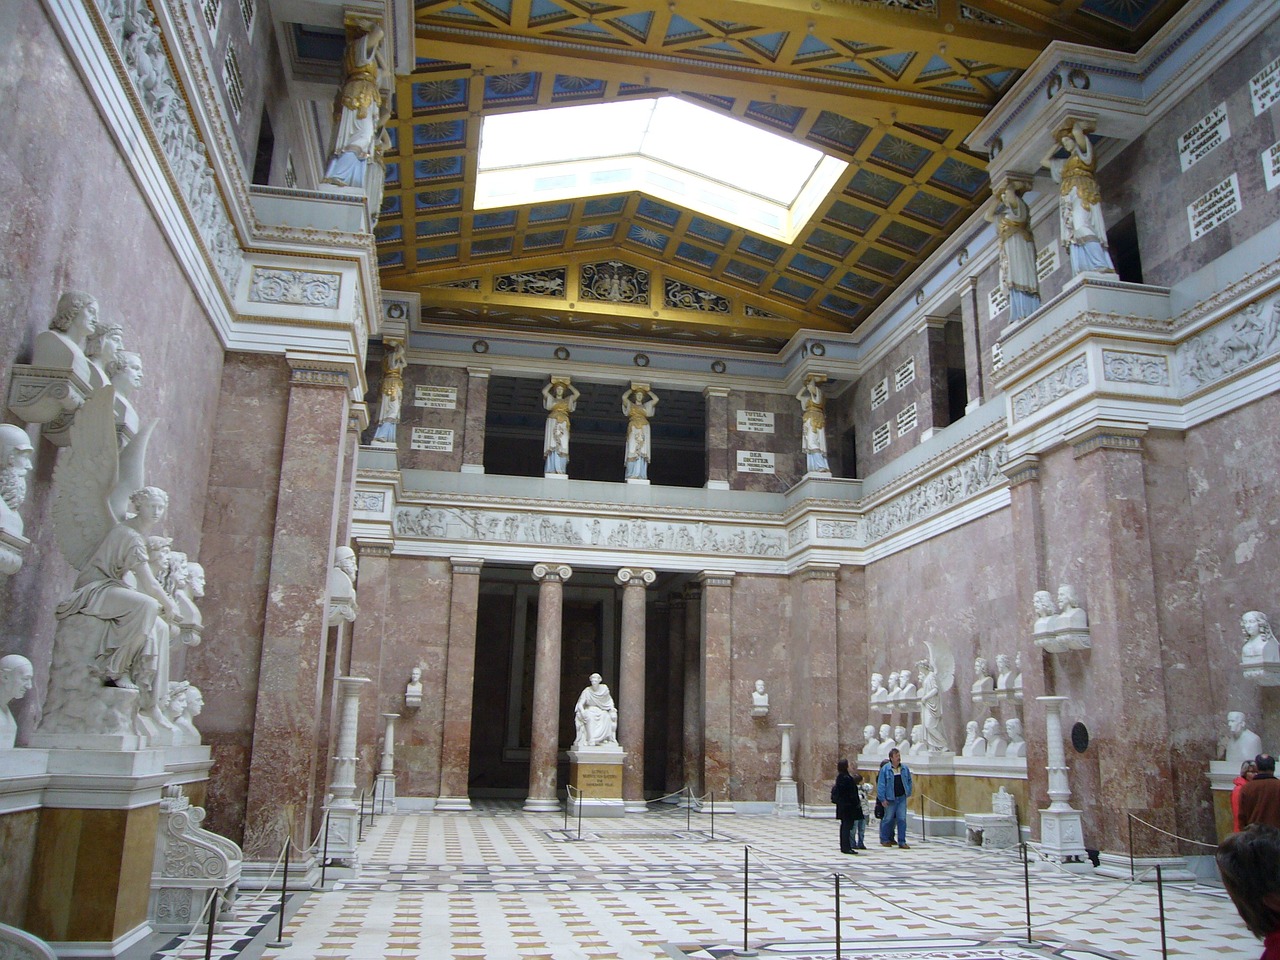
<box><xmin>870</xmin><ymin>672</ymin><xmax>887</xmax><ymax>703</ymax></box>
<box><xmin>876</xmin><ymin>723</ymin><xmax>893</xmax><ymax>759</ymax></box>
<box><xmin>84</xmin><ymin>320</ymin><xmax>125</xmax><ymax>390</ymax></box>
<box><xmin>920</xmin><ymin>642</ymin><xmax>955</xmax><ymax>752</ymax></box>
<box><xmin>573</xmin><ymin>673</ymin><xmax>618</xmax><ymax>748</ymax></box>
<box><xmin>971</xmin><ymin>656</ymin><xmax>994</xmax><ymax>694</ymax></box>
<box><xmin>140</xmin><ymin>535</ymin><xmax>180</xmax><ymax>738</ymax></box>
<box><xmin>909</xmin><ymin>723</ymin><xmax>927</xmax><ymax>755</ymax></box>
<box><xmin>0</xmin><ymin>653</ymin><xmax>34</xmax><ymax>749</ymax></box>
<box><xmin>327</xmin><ymin>546</ymin><xmax>359</xmax><ymax>625</ymax></box>
<box><xmin>32</xmin><ymin>290</ymin><xmax>98</xmax><ymax>383</ymax></box>
<box><xmin>1044</xmin><ymin>120</ymin><xmax>1116</xmax><ymax>276</ymax></box>
<box><xmin>995</xmin><ymin>653</ymin><xmax>1015</xmax><ymax>691</ymax></box>
<box><xmin>985</xmin><ymin>180</ymin><xmax>1041</xmax><ymax>322</ymax></box>
<box><xmin>750</xmin><ymin>678</ymin><xmax>769</xmax><ymax>717</ymax></box>
<box><xmin>405</xmin><ymin>666</ymin><xmax>423</xmax><ymax>708</ymax></box>
<box><xmin>796</xmin><ymin>374</ymin><xmax>830</xmax><ymax>474</ymax></box>
<box><xmin>108</xmin><ymin>350</ymin><xmax>144</xmax><ymax>400</ymax></box>
<box><xmin>886</xmin><ymin>670</ymin><xmax>902</xmax><ymax>700</ymax></box>
<box><xmin>1005</xmin><ymin>718</ymin><xmax>1027</xmax><ymax>758</ymax></box>
<box><xmin>1241</xmin><ymin>610</ymin><xmax>1280</xmax><ymax>663</ymax></box>
<box><xmin>1012</xmin><ymin>652</ymin><xmax>1023</xmax><ymax>692</ymax></box>
<box><xmin>0</xmin><ymin>424</ymin><xmax>35</xmax><ymax>574</ymax></box>
<box><xmin>1032</xmin><ymin>590</ymin><xmax>1056</xmax><ymax>637</ymax></box>
<box><xmin>962</xmin><ymin>720</ymin><xmax>984</xmax><ymax>757</ymax></box>
<box><xmin>169</xmin><ymin>682</ymin><xmax>204</xmax><ymax>745</ymax></box>
<box><xmin>622</xmin><ymin>383</ymin><xmax>659</xmax><ymax>481</ymax></box>
<box><xmin>1056</xmin><ymin>585</ymin><xmax>1087</xmax><ymax>631</ymax></box>
<box><xmin>542</xmin><ymin>377</ymin><xmax>580</xmax><ymax>476</ymax></box>
<box><xmin>983</xmin><ymin>716</ymin><xmax>1008</xmax><ymax>757</ymax></box>
<box><xmin>38</xmin><ymin>388</ymin><xmax>173</xmax><ymax>742</ymax></box>
<box><xmin>1225</xmin><ymin>711</ymin><xmax>1265</xmax><ymax>766</ymax></box>
<box><xmin>371</xmin><ymin>340</ymin><xmax>406</xmax><ymax>445</ymax></box>
<box><xmin>322</xmin><ymin>20</ymin><xmax>387</xmax><ymax>189</ymax></box>
<box><xmin>893</xmin><ymin>724</ymin><xmax>911</xmax><ymax>755</ymax></box>
<box><xmin>898</xmin><ymin>669</ymin><xmax>917</xmax><ymax>701</ymax></box>
<box><xmin>862</xmin><ymin>724</ymin><xmax>879</xmax><ymax>754</ymax></box>
<box><xmin>167</xmin><ymin>552</ymin><xmax>203</xmax><ymax>649</ymax></box>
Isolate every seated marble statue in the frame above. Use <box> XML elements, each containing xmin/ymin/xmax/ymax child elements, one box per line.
<box><xmin>751</xmin><ymin>679</ymin><xmax>769</xmax><ymax>716</ymax></box>
<box><xmin>1225</xmin><ymin>711</ymin><xmax>1265</xmax><ymax>766</ymax></box>
<box><xmin>876</xmin><ymin>724</ymin><xmax>894</xmax><ymax>759</ymax></box>
<box><xmin>971</xmin><ymin>656</ymin><xmax>993</xmax><ymax>694</ymax></box>
<box><xmin>1004</xmin><ymin>718</ymin><xmax>1027</xmax><ymax>758</ymax></box>
<box><xmin>962</xmin><ymin>719</ymin><xmax>986</xmax><ymax>757</ymax></box>
<box><xmin>0</xmin><ymin>424</ymin><xmax>34</xmax><ymax>542</ymax></box>
<box><xmin>862</xmin><ymin>724</ymin><xmax>879</xmax><ymax>755</ymax></box>
<box><xmin>1240</xmin><ymin>610</ymin><xmax>1280</xmax><ymax>663</ymax></box>
<box><xmin>1032</xmin><ymin>590</ymin><xmax>1057</xmax><ymax>637</ymax></box>
<box><xmin>32</xmin><ymin>290</ymin><xmax>98</xmax><ymax>384</ymax></box>
<box><xmin>909</xmin><ymin>723</ymin><xmax>927</xmax><ymax>755</ymax></box>
<box><xmin>0</xmin><ymin>653</ymin><xmax>34</xmax><ymax>749</ymax></box>
<box><xmin>327</xmin><ymin>546</ymin><xmax>359</xmax><ymax>625</ymax></box>
<box><xmin>573</xmin><ymin>673</ymin><xmax>618</xmax><ymax>748</ymax></box>
<box><xmin>406</xmin><ymin>666</ymin><xmax>423</xmax><ymax>707</ymax></box>
<box><xmin>893</xmin><ymin>724</ymin><xmax>911</xmax><ymax>754</ymax></box>
<box><xmin>983</xmin><ymin>716</ymin><xmax>1008</xmax><ymax>757</ymax></box>
<box><xmin>85</xmin><ymin>321</ymin><xmax>125</xmax><ymax>390</ymax></box>
<box><xmin>870</xmin><ymin>672</ymin><xmax>887</xmax><ymax>703</ymax></box>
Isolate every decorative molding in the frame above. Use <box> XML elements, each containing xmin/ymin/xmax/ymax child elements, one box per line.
<box><xmin>1178</xmin><ymin>294</ymin><xmax>1280</xmax><ymax>389</ymax></box>
<box><xmin>863</xmin><ymin>440</ymin><xmax>1008</xmax><ymax>543</ymax></box>
<box><xmin>248</xmin><ymin>268</ymin><xmax>341</xmax><ymax>308</ymax></box>
<box><xmin>796</xmin><ymin>563</ymin><xmax>839</xmax><ymax>582</ymax></box>
<box><xmin>355</xmin><ymin>540</ymin><xmax>393</xmax><ymax>557</ymax></box>
<box><xmin>1000</xmin><ymin>453</ymin><xmax>1041</xmax><ymax>487</ymax></box>
<box><xmin>1101</xmin><ymin>350</ymin><xmax>1170</xmax><ymax>385</ymax></box>
<box><xmin>697</xmin><ymin>571</ymin><xmax>735</xmax><ymax>588</ymax></box>
<box><xmin>1071</xmin><ymin>425</ymin><xmax>1146</xmax><ymax>459</ymax></box>
<box><xmin>1011</xmin><ymin>354</ymin><xmax>1089</xmax><ymax>422</ymax></box>
<box><xmin>289</xmin><ymin>366</ymin><xmax>350</xmax><ymax>388</ymax></box>
<box><xmin>449</xmin><ymin>557</ymin><xmax>485</xmax><ymax>576</ymax></box>
<box><xmin>353</xmin><ymin>491</ymin><xmax>387</xmax><ymax>512</ymax></box>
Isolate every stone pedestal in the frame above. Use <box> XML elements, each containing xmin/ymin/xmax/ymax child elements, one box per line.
<box><xmin>374</xmin><ymin>713</ymin><xmax>398</xmax><ymax>814</ymax></box>
<box><xmin>568</xmin><ymin>746</ymin><xmax>625</xmax><ymax>817</ymax></box>
<box><xmin>1036</xmin><ymin>696</ymin><xmax>1088</xmax><ymax>869</ymax></box>
<box><xmin>774</xmin><ymin>723</ymin><xmax>799</xmax><ymax>816</ymax></box>
<box><xmin>322</xmin><ymin>676</ymin><xmax>371</xmax><ymax>866</ymax></box>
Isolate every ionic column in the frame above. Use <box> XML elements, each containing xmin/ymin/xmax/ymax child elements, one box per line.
<box><xmin>699</xmin><ymin>570</ymin><xmax>735</xmax><ymax>813</ymax></box>
<box><xmin>525</xmin><ymin>562</ymin><xmax>573</xmax><ymax>811</ymax></box>
<box><xmin>436</xmin><ymin>557</ymin><xmax>483</xmax><ymax>811</ymax></box>
<box><xmin>703</xmin><ymin>386</ymin><xmax>730</xmax><ymax>489</ymax></box>
<box><xmin>461</xmin><ymin>365</ymin><xmax>489</xmax><ymax>473</ymax></box>
<box><xmin>681</xmin><ymin>582</ymin><xmax>703</xmax><ymax>799</ymax></box>
<box><xmin>664</xmin><ymin>595</ymin><xmax>687</xmax><ymax>794</ymax></box>
<box><xmin>617</xmin><ymin>567</ymin><xmax>656</xmax><ymax>813</ymax></box>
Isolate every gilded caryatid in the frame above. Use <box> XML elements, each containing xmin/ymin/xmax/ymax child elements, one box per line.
<box><xmin>541</xmin><ymin>376</ymin><xmax>580</xmax><ymax>476</ymax></box>
<box><xmin>322</xmin><ymin>19</ymin><xmax>387</xmax><ymax>190</ymax></box>
<box><xmin>1043</xmin><ymin>120</ymin><xmax>1116</xmax><ymax>276</ymax></box>
<box><xmin>621</xmin><ymin>382</ymin><xmax>659</xmax><ymax>481</ymax></box>
<box><xmin>371</xmin><ymin>340</ymin><xmax>406</xmax><ymax>446</ymax></box>
<box><xmin>985</xmin><ymin>177</ymin><xmax>1041</xmax><ymax>322</ymax></box>
<box><xmin>796</xmin><ymin>373</ymin><xmax>830</xmax><ymax>475</ymax></box>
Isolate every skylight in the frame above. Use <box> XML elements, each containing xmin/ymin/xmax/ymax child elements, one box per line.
<box><xmin>476</xmin><ymin>97</ymin><xmax>848</xmax><ymax>244</ymax></box>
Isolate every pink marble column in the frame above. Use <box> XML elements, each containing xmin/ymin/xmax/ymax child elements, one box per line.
<box><xmin>617</xmin><ymin>567</ymin><xmax>655</xmax><ymax>812</ymax></box>
<box><xmin>664</xmin><ymin>595</ymin><xmax>687</xmax><ymax>794</ymax></box>
<box><xmin>461</xmin><ymin>366</ymin><xmax>489</xmax><ymax>473</ymax></box>
<box><xmin>795</xmin><ymin>563</ymin><xmax>840</xmax><ymax>806</ymax></box>
<box><xmin>525</xmin><ymin>562</ymin><xmax>572</xmax><ymax>812</ymax></box>
<box><xmin>699</xmin><ymin>571</ymin><xmax>734</xmax><ymax>812</ymax></box>
<box><xmin>242</xmin><ymin>361</ymin><xmax>350</xmax><ymax>859</ymax></box>
<box><xmin>958</xmin><ymin>276</ymin><xmax>984</xmax><ymax>409</ymax></box>
<box><xmin>350</xmin><ymin>540</ymin><xmax>393</xmax><ymax>788</ymax></box>
<box><xmin>703</xmin><ymin>386</ymin><xmax>730</xmax><ymax>489</ymax></box>
<box><xmin>436</xmin><ymin>557</ymin><xmax>484</xmax><ymax>810</ymax></box>
<box><xmin>919</xmin><ymin>317</ymin><xmax>949</xmax><ymax>436</ymax></box>
<box><xmin>681</xmin><ymin>582</ymin><xmax>703</xmax><ymax>797</ymax></box>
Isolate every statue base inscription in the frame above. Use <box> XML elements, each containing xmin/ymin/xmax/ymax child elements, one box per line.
<box><xmin>568</xmin><ymin>747</ymin><xmax>625</xmax><ymax>818</ymax></box>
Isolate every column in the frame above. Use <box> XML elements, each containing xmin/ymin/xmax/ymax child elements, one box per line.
<box><xmin>349</xmin><ymin>539</ymin><xmax>392</xmax><ymax>790</ymax></box>
<box><xmin>461</xmin><ymin>365</ymin><xmax>489</xmax><ymax>473</ymax></box>
<box><xmin>959</xmin><ymin>276</ymin><xmax>985</xmax><ymax>411</ymax></box>
<box><xmin>664</xmin><ymin>595</ymin><xmax>686</xmax><ymax>795</ymax></box>
<box><xmin>324</xmin><ymin>675</ymin><xmax>371</xmax><ymax>862</ymax></box>
<box><xmin>617</xmin><ymin>567</ymin><xmax>655</xmax><ymax>812</ymax></box>
<box><xmin>436</xmin><ymin>557</ymin><xmax>484</xmax><ymax>810</ymax></box>
<box><xmin>242</xmin><ymin>360</ymin><xmax>351</xmax><ymax>860</ymax></box>
<box><xmin>796</xmin><ymin>563</ymin><xmax>839</xmax><ymax>807</ymax></box>
<box><xmin>681</xmin><ymin>582</ymin><xmax>703</xmax><ymax>798</ymax></box>
<box><xmin>703</xmin><ymin>386</ymin><xmax>730</xmax><ymax>489</ymax></box>
<box><xmin>918</xmin><ymin>316</ymin><xmax>949</xmax><ymax>439</ymax></box>
<box><xmin>699</xmin><ymin>570</ymin><xmax>734</xmax><ymax>813</ymax></box>
<box><xmin>375</xmin><ymin>712</ymin><xmax>399</xmax><ymax>813</ymax></box>
<box><xmin>525</xmin><ymin>562</ymin><xmax>572</xmax><ymax>811</ymax></box>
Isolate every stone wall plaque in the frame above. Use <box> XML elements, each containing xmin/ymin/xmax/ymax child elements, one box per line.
<box><xmin>1036</xmin><ymin>244</ymin><xmax>1059</xmax><ymax>281</ymax></box>
<box><xmin>410</xmin><ymin>427</ymin><xmax>455</xmax><ymax>452</ymax></box>
<box><xmin>1252</xmin><ymin>55</ymin><xmax>1280</xmax><ymax>116</ymax></box>
<box><xmin>414</xmin><ymin>385</ymin><xmax>458</xmax><ymax>409</ymax></box>
<box><xmin>736</xmin><ymin>450</ymin><xmax>776</xmax><ymax>474</ymax></box>
<box><xmin>736</xmin><ymin>410</ymin><xmax>775</xmax><ymax>434</ymax></box>
<box><xmin>988</xmin><ymin>284</ymin><xmax>1009</xmax><ymax>317</ymax></box>
<box><xmin>1178</xmin><ymin>102</ymin><xmax>1230</xmax><ymax>172</ymax></box>
<box><xmin>1264</xmin><ymin>140</ymin><xmax>1280</xmax><ymax>192</ymax></box>
<box><xmin>1188</xmin><ymin>174</ymin><xmax>1242</xmax><ymax>241</ymax></box>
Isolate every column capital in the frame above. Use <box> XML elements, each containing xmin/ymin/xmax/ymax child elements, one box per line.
<box><xmin>1001</xmin><ymin>453</ymin><xmax>1041</xmax><ymax>487</ymax></box>
<box><xmin>532</xmin><ymin>562</ymin><xmax>572</xmax><ymax>583</ymax></box>
<box><xmin>697</xmin><ymin>570</ymin><xmax>735</xmax><ymax>588</ymax></box>
<box><xmin>355</xmin><ymin>538</ymin><xmax>394</xmax><ymax>558</ymax></box>
<box><xmin>616</xmin><ymin>567</ymin><xmax>656</xmax><ymax>587</ymax></box>
<box><xmin>796</xmin><ymin>561</ymin><xmax>840</xmax><ymax>582</ymax></box>
<box><xmin>466</xmin><ymin>366</ymin><xmax>491</xmax><ymax>379</ymax></box>
<box><xmin>1069</xmin><ymin>423</ymin><xmax>1147</xmax><ymax>459</ymax></box>
<box><xmin>450</xmin><ymin>556</ymin><xmax>484</xmax><ymax>576</ymax></box>
<box><xmin>286</xmin><ymin>353</ymin><xmax>352</xmax><ymax>389</ymax></box>
<box><xmin>703</xmin><ymin>385</ymin><xmax>730</xmax><ymax>399</ymax></box>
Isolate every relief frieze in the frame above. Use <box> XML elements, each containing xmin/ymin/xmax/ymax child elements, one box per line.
<box><xmin>1011</xmin><ymin>355</ymin><xmax>1089</xmax><ymax>422</ymax></box>
<box><xmin>863</xmin><ymin>442</ymin><xmax>1008</xmax><ymax>542</ymax></box>
<box><xmin>1179</xmin><ymin>296</ymin><xmax>1280</xmax><ymax>388</ymax></box>
<box><xmin>1101</xmin><ymin>350</ymin><xmax>1170</xmax><ymax>386</ymax></box>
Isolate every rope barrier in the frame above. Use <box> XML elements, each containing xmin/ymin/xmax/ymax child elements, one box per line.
<box><xmin>644</xmin><ymin>786</ymin><xmax>692</xmax><ymax>806</ymax></box>
<box><xmin>1128</xmin><ymin>815</ymin><xmax>1219</xmax><ymax>850</ymax></box>
<box><xmin>919</xmin><ymin>793</ymin><xmax>968</xmax><ymax>815</ymax></box>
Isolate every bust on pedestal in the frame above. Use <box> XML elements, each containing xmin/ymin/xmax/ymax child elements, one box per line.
<box><xmin>0</xmin><ymin>654</ymin><xmax>34</xmax><ymax>750</ymax></box>
<box><xmin>1241</xmin><ymin>611</ymin><xmax>1280</xmax><ymax>685</ymax></box>
<box><xmin>751</xmin><ymin>679</ymin><xmax>770</xmax><ymax>717</ymax></box>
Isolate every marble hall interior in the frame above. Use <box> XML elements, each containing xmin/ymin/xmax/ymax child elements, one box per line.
<box><xmin>3</xmin><ymin>0</ymin><xmax>1280</xmax><ymax>955</ymax></box>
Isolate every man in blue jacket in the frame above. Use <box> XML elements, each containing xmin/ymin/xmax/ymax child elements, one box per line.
<box><xmin>876</xmin><ymin>748</ymin><xmax>913</xmax><ymax>848</ymax></box>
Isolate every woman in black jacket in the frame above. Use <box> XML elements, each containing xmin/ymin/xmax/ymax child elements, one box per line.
<box><xmin>831</xmin><ymin>758</ymin><xmax>864</xmax><ymax>854</ymax></box>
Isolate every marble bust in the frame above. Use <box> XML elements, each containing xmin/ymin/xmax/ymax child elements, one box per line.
<box><xmin>327</xmin><ymin>546</ymin><xmax>359</xmax><ymax>625</ymax></box>
<box><xmin>1056</xmin><ymin>585</ymin><xmax>1088</xmax><ymax>631</ymax></box>
<box><xmin>1004</xmin><ymin>718</ymin><xmax>1026</xmax><ymax>758</ymax></box>
<box><xmin>751</xmin><ymin>679</ymin><xmax>769</xmax><ymax>717</ymax></box>
<box><xmin>1240</xmin><ymin>611</ymin><xmax>1280</xmax><ymax>663</ymax></box>
<box><xmin>971</xmin><ymin>656</ymin><xmax>993</xmax><ymax>694</ymax></box>
<box><xmin>1032</xmin><ymin>590</ymin><xmax>1056</xmax><ymax>637</ymax></box>
<box><xmin>909</xmin><ymin>723</ymin><xmax>927</xmax><ymax>755</ymax></box>
<box><xmin>176</xmin><ymin>684</ymin><xmax>204</xmax><ymax>745</ymax></box>
<box><xmin>983</xmin><ymin>717</ymin><xmax>1008</xmax><ymax>757</ymax></box>
<box><xmin>898</xmin><ymin>669</ymin><xmax>917</xmax><ymax>700</ymax></box>
<box><xmin>0</xmin><ymin>423</ymin><xmax>35</xmax><ymax>542</ymax></box>
<box><xmin>0</xmin><ymin>653</ymin><xmax>34</xmax><ymax>749</ymax></box>
<box><xmin>33</xmin><ymin>290</ymin><xmax>98</xmax><ymax>383</ymax></box>
<box><xmin>405</xmin><ymin>666</ymin><xmax>423</xmax><ymax>708</ymax></box>
<box><xmin>108</xmin><ymin>350</ymin><xmax>144</xmax><ymax>400</ymax></box>
<box><xmin>995</xmin><ymin>654</ymin><xmax>1014</xmax><ymax>691</ymax></box>
<box><xmin>876</xmin><ymin>723</ymin><xmax>893</xmax><ymax>759</ymax></box>
<box><xmin>85</xmin><ymin>321</ymin><xmax>125</xmax><ymax>390</ymax></box>
<box><xmin>870</xmin><ymin>672</ymin><xmax>887</xmax><ymax>703</ymax></box>
<box><xmin>893</xmin><ymin>724</ymin><xmax>911</xmax><ymax>754</ymax></box>
<box><xmin>1225</xmin><ymin>711</ymin><xmax>1265</xmax><ymax>766</ymax></box>
<box><xmin>862</xmin><ymin>724</ymin><xmax>879</xmax><ymax>754</ymax></box>
<box><xmin>962</xmin><ymin>720</ymin><xmax>985</xmax><ymax>757</ymax></box>
<box><xmin>885</xmin><ymin>671</ymin><xmax>902</xmax><ymax>700</ymax></box>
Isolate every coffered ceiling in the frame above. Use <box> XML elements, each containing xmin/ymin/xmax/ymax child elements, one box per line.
<box><xmin>373</xmin><ymin>0</ymin><xmax>1187</xmax><ymax>352</ymax></box>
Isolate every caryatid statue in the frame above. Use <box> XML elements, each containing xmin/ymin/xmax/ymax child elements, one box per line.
<box><xmin>796</xmin><ymin>373</ymin><xmax>831</xmax><ymax>475</ymax></box>
<box><xmin>371</xmin><ymin>340</ymin><xmax>406</xmax><ymax>446</ymax></box>
<box><xmin>573</xmin><ymin>673</ymin><xmax>618</xmax><ymax>748</ymax></box>
<box><xmin>541</xmin><ymin>377</ymin><xmax>580</xmax><ymax>476</ymax></box>
<box><xmin>984</xmin><ymin>178</ymin><xmax>1041</xmax><ymax>322</ymax></box>
<box><xmin>322</xmin><ymin>19</ymin><xmax>388</xmax><ymax>189</ymax></box>
<box><xmin>621</xmin><ymin>382</ymin><xmax>659</xmax><ymax>481</ymax></box>
<box><xmin>1044</xmin><ymin>119</ymin><xmax>1116</xmax><ymax>276</ymax></box>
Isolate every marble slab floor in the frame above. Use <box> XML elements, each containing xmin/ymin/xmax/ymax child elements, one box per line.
<box><xmin>144</xmin><ymin>801</ymin><xmax>1258</xmax><ymax>960</ymax></box>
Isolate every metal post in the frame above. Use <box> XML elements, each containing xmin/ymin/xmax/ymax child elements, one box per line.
<box><xmin>834</xmin><ymin>872</ymin><xmax>842</xmax><ymax>960</ymax></box>
<box><xmin>577</xmin><ymin>787</ymin><xmax>583</xmax><ymax>841</ymax></box>
<box><xmin>563</xmin><ymin>788</ymin><xmax>569</xmax><ymax>831</ymax></box>
<box><xmin>203</xmin><ymin>888</ymin><xmax>219</xmax><ymax>960</ymax></box>
<box><xmin>1156</xmin><ymin>864</ymin><xmax>1168</xmax><ymax>960</ymax></box>
<box><xmin>710</xmin><ymin>790</ymin><xmax>716</xmax><ymax>840</ymax></box>
<box><xmin>320</xmin><ymin>813</ymin><xmax>331</xmax><ymax>888</ymax></box>
<box><xmin>1128</xmin><ymin>814</ymin><xmax>1135</xmax><ymax>881</ymax></box>
<box><xmin>1021</xmin><ymin>841</ymin><xmax>1032</xmax><ymax>944</ymax></box>
<box><xmin>742</xmin><ymin>845</ymin><xmax>749</xmax><ymax>955</ymax></box>
<box><xmin>686</xmin><ymin>786</ymin><xmax>691</xmax><ymax>833</ymax></box>
<box><xmin>270</xmin><ymin>835</ymin><xmax>291</xmax><ymax>946</ymax></box>
<box><xmin>920</xmin><ymin>793</ymin><xmax>925</xmax><ymax>843</ymax></box>
<box><xmin>357</xmin><ymin>791</ymin><xmax>365</xmax><ymax>843</ymax></box>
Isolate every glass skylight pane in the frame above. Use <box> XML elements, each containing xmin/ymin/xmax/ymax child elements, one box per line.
<box><xmin>642</xmin><ymin>98</ymin><xmax>821</xmax><ymax>204</ymax></box>
<box><xmin>479</xmin><ymin>99</ymin><xmax>653</xmax><ymax>169</ymax></box>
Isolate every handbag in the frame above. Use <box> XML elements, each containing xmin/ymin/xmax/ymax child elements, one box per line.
<box><xmin>874</xmin><ymin>799</ymin><xmax>885</xmax><ymax>819</ymax></box>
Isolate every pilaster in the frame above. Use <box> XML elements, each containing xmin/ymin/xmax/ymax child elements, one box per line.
<box><xmin>703</xmin><ymin>386</ymin><xmax>730</xmax><ymax>490</ymax></box>
<box><xmin>461</xmin><ymin>366</ymin><xmax>490</xmax><ymax>473</ymax></box>
<box><xmin>795</xmin><ymin>563</ymin><xmax>840</xmax><ymax>805</ymax></box>
<box><xmin>698</xmin><ymin>571</ymin><xmax>735</xmax><ymax>810</ymax></box>
<box><xmin>525</xmin><ymin>563</ymin><xmax>572</xmax><ymax>812</ymax></box>
<box><xmin>436</xmin><ymin>557</ymin><xmax>484</xmax><ymax>810</ymax></box>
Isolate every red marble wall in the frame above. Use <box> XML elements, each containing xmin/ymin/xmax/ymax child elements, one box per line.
<box><xmin>0</xmin><ymin>0</ymin><xmax>224</xmax><ymax>743</ymax></box>
<box><xmin>725</xmin><ymin>391</ymin><xmax>803</xmax><ymax>491</ymax></box>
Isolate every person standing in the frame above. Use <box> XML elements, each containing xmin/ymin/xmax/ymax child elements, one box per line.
<box><xmin>876</xmin><ymin>748</ymin><xmax>913</xmax><ymax>848</ymax></box>
<box><xmin>1217</xmin><ymin>825</ymin><xmax>1280</xmax><ymax>959</ymax></box>
<box><xmin>1241</xmin><ymin>755</ymin><xmax>1280</xmax><ymax>830</ymax></box>
<box><xmin>1236</xmin><ymin>760</ymin><xmax>1260</xmax><ymax>833</ymax></box>
<box><xmin>831</xmin><ymin>759</ymin><xmax>863</xmax><ymax>855</ymax></box>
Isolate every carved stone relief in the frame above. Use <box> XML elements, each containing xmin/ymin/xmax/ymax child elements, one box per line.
<box><xmin>1011</xmin><ymin>355</ymin><xmax>1089</xmax><ymax>421</ymax></box>
<box><xmin>863</xmin><ymin>442</ymin><xmax>1008</xmax><ymax>542</ymax></box>
<box><xmin>1179</xmin><ymin>296</ymin><xmax>1280</xmax><ymax>388</ymax></box>
<box><xmin>248</xmin><ymin>268</ymin><xmax>340</xmax><ymax>308</ymax></box>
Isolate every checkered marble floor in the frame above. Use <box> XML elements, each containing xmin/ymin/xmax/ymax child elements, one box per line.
<box><xmin>232</xmin><ymin>802</ymin><xmax>1256</xmax><ymax>960</ymax></box>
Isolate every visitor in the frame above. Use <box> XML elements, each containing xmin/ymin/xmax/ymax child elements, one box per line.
<box><xmin>1236</xmin><ymin>760</ymin><xmax>1260</xmax><ymax>832</ymax></box>
<box><xmin>1218</xmin><ymin>825</ymin><xmax>1280</xmax><ymax>959</ymax></box>
<box><xmin>830</xmin><ymin>759</ymin><xmax>864</xmax><ymax>854</ymax></box>
<box><xmin>876</xmin><ymin>748</ymin><xmax>913</xmax><ymax>848</ymax></box>
<box><xmin>1241</xmin><ymin>755</ymin><xmax>1280</xmax><ymax>830</ymax></box>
